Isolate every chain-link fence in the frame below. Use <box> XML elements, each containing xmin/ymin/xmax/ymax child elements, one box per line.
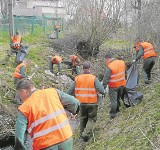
<box><xmin>14</xmin><ymin>16</ymin><xmax>43</xmax><ymax>35</ymax></box>
<box><xmin>0</xmin><ymin>14</ymin><xmax>9</xmax><ymax>45</ymax></box>
<box><xmin>0</xmin><ymin>0</ymin><xmax>66</xmax><ymax>41</ymax></box>
<box><xmin>43</xmin><ymin>13</ymin><xmax>64</xmax><ymax>35</ymax></box>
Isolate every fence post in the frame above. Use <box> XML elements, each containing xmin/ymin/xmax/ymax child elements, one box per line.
<box><xmin>62</xmin><ymin>18</ymin><xmax>64</xmax><ymax>31</ymax></box>
<box><xmin>31</xmin><ymin>16</ymin><xmax>35</xmax><ymax>33</ymax></box>
<box><xmin>8</xmin><ymin>0</ymin><xmax>14</xmax><ymax>37</ymax></box>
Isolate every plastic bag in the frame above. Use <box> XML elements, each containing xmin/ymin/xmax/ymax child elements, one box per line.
<box><xmin>15</xmin><ymin>46</ymin><xmax>29</xmax><ymax>64</ymax></box>
<box><xmin>126</xmin><ymin>62</ymin><xmax>139</xmax><ymax>89</ymax></box>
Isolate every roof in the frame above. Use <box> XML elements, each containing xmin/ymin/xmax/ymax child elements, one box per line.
<box><xmin>13</xmin><ymin>7</ymin><xmax>42</xmax><ymax>17</ymax></box>
<box><xmin>42</xmin><ymin>13</ymin><xmax>65</xmax><ymax>19</ymax></box>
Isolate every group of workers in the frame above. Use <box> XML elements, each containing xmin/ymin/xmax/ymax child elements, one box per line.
<box><xmin>11</xmin><ymin>35</ymin><xmax>157</xmax><ymax>150</ymax></box>
<box><xmin>49</xmin><ymin>55</ymin><xmax>81</xmax><ymax>75</ymax></box>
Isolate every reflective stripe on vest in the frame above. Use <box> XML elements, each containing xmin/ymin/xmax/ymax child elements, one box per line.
<box><xmin>109</xmin><ymin>77</ymin><xmax>125</xmax><ymax>83</ymax></box>
<box><xmin>75</xmin><ymin>94</ymin><xmax>97</xmax><ymax>97</ymax></box>
<box><xmin>28</xmin><ymin>109</ymin><xmax>65</xmax><ymax>133</ymax></box>
<box><xmin>75</xmin><ymin>88</ymin><xmax>96</xmax><ymax>91</ymax></box>
<box><xmin>32</xmin><ymin>119</ymin><xmax>69</xmax><ymax>140</ymax></box>
<box><xmin>144</xmin><ymin>49</ymin><xmax>154</xmax><ymax>55</ymax></box>
<box><xmin>110</xmin><ymin>71</ymin><xmax>125</xmax><ymax>78</ymax></box>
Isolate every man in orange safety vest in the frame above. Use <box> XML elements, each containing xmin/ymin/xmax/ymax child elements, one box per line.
<box><xmin>14</xmin><ymin>79</ymin><xmax>80</xmax><ymax>150</ymax></box>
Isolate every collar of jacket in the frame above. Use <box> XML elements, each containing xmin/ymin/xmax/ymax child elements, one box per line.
<box><xmin>110</xmin><ymin>58</ymin><xmax>117</xmax><ymax>63</ymax></box>
<box><xmin>83</xmin><ymin>70</ymin><xmax>91</xmax><ymax>74</ymax></box>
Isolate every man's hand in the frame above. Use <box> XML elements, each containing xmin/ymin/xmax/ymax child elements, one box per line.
<box><xmin>105</xmin><ymin>85</ymin><xmax>109</xmax><ymax>94</ymax></box>
<box><xmin>70</xmin><ymin>113</ymin><xmax>77</xmax><ymax>120</ymax></box>
<box><xmin>56</xmin><ymin>72</ymin><xmax>61</xmax><ymax>76</ymax></box>
<box><xmin>27</xmin><ymin>76</ymin><xmax>32</xmax><ymax>80</ymax></box>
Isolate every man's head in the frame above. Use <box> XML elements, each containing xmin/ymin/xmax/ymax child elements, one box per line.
<box><xmin>105</xmin><ymin>53</ymin><xmax>113</xmax><ymax>66</ymax></box>
<box><xmin>14</xmin><ymin>31</ymin><xmax>20</xmax><ymax>39</ymax></box>
<box><xmin>83</xmin><ymin>61</ymin><xmax>91</xmax><ymax>73</ymax></box>
<box><xmin>70</xmin><ymin>55</ymin><xmax>74</xmax><ymax>60</ymax></box>
<box><xmin>16</xmin><ymin>79</ymin><xmax>35</xmax><ymax>102</ymax></box>
<box><xmin>52</xmin><ymin>58</ymin><xmax>56</xmax><ymax>63</ymax></box>
<box><xmin>135</xmin><ymin>37</ymin><xmax>143</xmax><ymax>43</ymax></box>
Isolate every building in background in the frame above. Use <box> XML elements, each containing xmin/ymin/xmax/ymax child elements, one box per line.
<box><xmin>12</xmin><ymin>0</ymin><xmax>68</xmax><ymax>34</ymax></box>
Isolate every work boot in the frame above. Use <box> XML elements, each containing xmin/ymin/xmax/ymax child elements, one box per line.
<box><xmin>110</xmin><ymin>113</ymin><xmax>116</xmax><ymax>119</ymax></box>
<box><xmin>81</xmin><ymin>133</ymin><xmax>89</xmax><ymax>142</ymax></box>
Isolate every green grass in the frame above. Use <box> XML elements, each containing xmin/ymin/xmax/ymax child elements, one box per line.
<box><xmin>0</xmin><ymin>29</ymin><xmax>50</xmax><ymax>103</ymax></box>
<box><xmin>0</xmin><ymin>31</ymin><xmax>10</xmax><ymax>46</ymax></box>
<box><xmin>22</xmin><ymin>26</ymin><xmax>45</xmax><ymax>45</ymax></box>
<box><xmin>102</xmin><ymin>39</ymin><xmax>133</xmax><ymax>50</ymax></box>
<box><xmin>74</xmin><ymin>82</ymin><xmax>160</xmax><ymax>150</ymax></box>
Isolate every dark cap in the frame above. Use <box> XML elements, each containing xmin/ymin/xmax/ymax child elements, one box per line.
<box><xmin>105</xmin><ymin>53</ymin><xmax>112</xmax><ymax>59</ymax></box>
<box><xmin>83</xmin><ymin>61</ymin><xmax>91</xmax><ymax>69</ymax></box>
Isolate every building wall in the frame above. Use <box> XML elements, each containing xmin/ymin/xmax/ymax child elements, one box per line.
<box><xmin>27</xmin><ymin>0</ymin><xmax>65</xmax><ymax>8</ymax></box>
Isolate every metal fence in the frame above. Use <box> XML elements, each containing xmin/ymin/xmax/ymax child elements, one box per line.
<box><xmin>0</xmin><ymin>14</ymin><xmax>9</xmax><ymax>44</ymax></box>
<box><xmin>14</xmin><ymin>16</ymin><xmax>43</xmax><ymax>34</ymax></box>
<box><xmin>42</xmin><ymin>13</ymin><xmax>64</xmax><ymax>34</ymax></box>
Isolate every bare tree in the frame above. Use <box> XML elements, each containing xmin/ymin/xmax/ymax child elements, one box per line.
<box><xmin>0</xmin><ymin>0</ymin><xmax>8</xmax><ymax>19</ymax></box>
<box><xmin>65</xmin><ymin>0</ymin><xmax>125</xmax><ymax>58</ymax></box>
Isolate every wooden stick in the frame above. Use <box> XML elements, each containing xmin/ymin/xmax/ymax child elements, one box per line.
<box><xmin>139</xmin><ymin>128</ymin><xmax>159</xmax><ymax>149</ymax></box>
<box><xmin>4</xmin><ymin>90</ymin><xmax>10</xmax><ymax>98</ymax></box>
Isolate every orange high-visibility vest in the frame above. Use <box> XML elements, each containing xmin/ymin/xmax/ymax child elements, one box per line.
<box><xmin>11</xmin><ymin>35</ymin><xmax>21</xmax><ymax>49</ymax></box>
<box><xmin>135</xmin><ymin>42</ymin><xmax>141</xmax><ymax>51</ymax></box>
<box><xmin>13</xmin><ymin>63</ymin><xmax>27</xmax><ymax>78</ymax></box>
<box><xmin>18</xmin><ymin>88</ymin><xmax>72</xmax><ymax>150</ymax></box>
<box><xmin>141</xmin><ymin>42</ymin><xmax>157</xmax><ymax>59</ymax></box>
<box><xmin>71</xmin><ymin>55</ymin><xmax>80</xmax><ymax>66</ymax></box>
<box><xmin>75</xmin><ymin>74</ymin><xmax>98</xmax><ymax>103</ymax></box>
<box><xmin>52</xmin><ymin>56</ymin><xmax>62</xmax><ymax>64</ymax></box>
<box><xmin>108</xmin><ymin>60</ymin><xmax>126</xmax><ymax>88</ymax></box>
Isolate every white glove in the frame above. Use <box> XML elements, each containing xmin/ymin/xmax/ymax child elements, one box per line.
<box><xmin>27</xmin><ymin>76</ymin><xmax>32</xmax><ymax>80</ymax></box>
<box><xmin>105</xmin><ymin>85</ymin><xmax>109</xmax><ymax>94</ymax></box>
<box><xmin>56</xmin><ymin>72</ymin><xmax>61</xmax><ymax>76</ymax></box>
<box><xmin>70</xmin><ymin>113</ymin><xmax>77</xmax><ymax>120</ymax></box>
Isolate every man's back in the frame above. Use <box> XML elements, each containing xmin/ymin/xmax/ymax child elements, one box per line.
<box><xmin>18</xmin><ymin>88</ymin><xmax>72</xmax><ymax>150</ymax></box>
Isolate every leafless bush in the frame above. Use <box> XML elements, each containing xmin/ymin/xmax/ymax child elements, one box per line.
<box><xmin>65</xmin><ymin>0</ymin><xmax>126</xmax><ymax>57</ymax></box>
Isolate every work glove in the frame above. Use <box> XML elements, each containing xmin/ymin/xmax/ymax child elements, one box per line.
<box><xmin>102</xmin><ymin>94</ymin><xmax>106</xmax><ymax>99</ymax></box>
<box><xmin>102</xmin><ymin>85</ymin><xmax>109</xmax><ymax>98</ymax></box>
<box><xmin>56</xmin><ymin>72</ymin><xmax>61</xmax><ymax>76</ymax></box>
<box><xmin>27</xmin><ymin>76</ymin><xmax>32</xmax><ymax>80</ymax></box>
<box><xmin>70</xmin><ymin>113</ymin><xmax>77</xmax><ymax>120</ymax></box>
<box><xmin>132</xmin><ymin>60</ymin><xmax>136</xmax><ymax>63</ymax></box>
<box><xmin>105</xmin><ymin>85</ymin><xmax>109</xmax><ymax>94</ymax></box>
